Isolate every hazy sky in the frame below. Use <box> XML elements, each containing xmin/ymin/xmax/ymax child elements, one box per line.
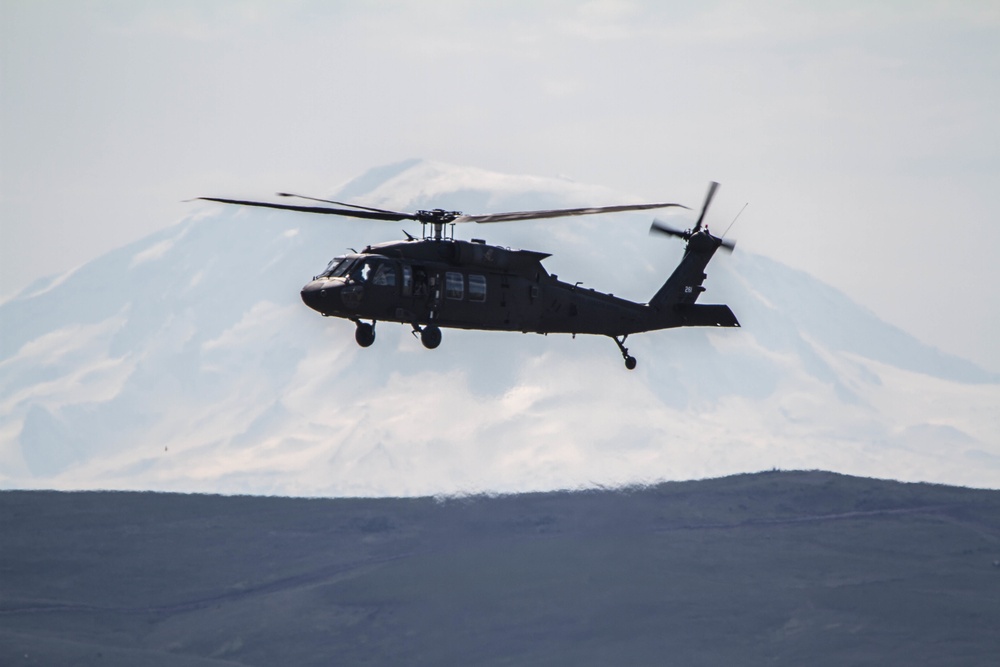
<box><xmin>2</xmin><ymin>1</ymin><xmax>998</xmax><ymax>371</ymax></box>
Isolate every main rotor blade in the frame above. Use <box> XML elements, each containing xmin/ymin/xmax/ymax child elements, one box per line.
<box><xmin>693</xmin><ymin>181</ymin><xmax>719</xmax><ymax>233</ymax></box>
<box><xmin>276</xmin><ymin>192</ymin><xmax>409</xmax><ymax>217</ymax></box>
<box><xmin>457</xmin><ymin>202</ymin><xmax>689</xmax><ymax>224</ymax></box>
<box><xmin>197</xmin><ymin>197</ymin><xmax>416</xmax><ymax>222</ymax></box>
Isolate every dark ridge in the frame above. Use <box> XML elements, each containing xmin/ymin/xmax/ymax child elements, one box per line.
<box><xmin>2</xmin><ymin>471</ymin><xmax>998</xmax><ymax>666</ymax></box>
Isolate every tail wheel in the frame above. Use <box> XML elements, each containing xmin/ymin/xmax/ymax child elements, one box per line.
<box><xmin>420</xmin><ymin>325</ymin><xmax>442</xmax><ymax>349</ymax></box>
<box><xmin>611</xmin><ymin>334</ymin><xmax>637</xmax><ymax>370</ymax></box>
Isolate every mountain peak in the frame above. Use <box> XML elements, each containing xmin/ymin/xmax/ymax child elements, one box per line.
<box><xmin>1</xmin><ymin>162</ymin><xmax>997</xmax><ymax>495</ymax></box>
<box><xmin>331</xmin><ymin>159</ymin><xmax>632</xmax><ymax>215</ymax></box>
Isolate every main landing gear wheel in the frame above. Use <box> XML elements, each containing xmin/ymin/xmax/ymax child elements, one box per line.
<box><xmin>355</xmin><ymin>321</ymin><xmax>375</xmax><ymax>347</ymax></box>
<box><xmin>612</xmin><ymin>334</ymin><xmax>637</xmax><ymax>370</ymax></box>
<box><xmin>420</xmin><ymin>325</ymin><xmax>442</xmax><ymax>350</ymax></box>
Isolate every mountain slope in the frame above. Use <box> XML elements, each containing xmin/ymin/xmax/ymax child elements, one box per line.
<box><xmin>1</xmin><ymin>160</ymin><xmax>998</xmax><ymax>494</ymax></box>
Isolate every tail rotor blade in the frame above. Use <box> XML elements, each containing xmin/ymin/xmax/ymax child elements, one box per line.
<box><xmin>693</xmin><ymin>181</ymin><xmax>719</xmax><ymax>233</ymax></box>
<box><xmin>649</xmin><ymin>219</ymin><xmax>689</xmax><ymax>239</ymax></box>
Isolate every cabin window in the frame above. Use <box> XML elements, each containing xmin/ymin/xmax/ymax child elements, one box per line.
<box><xmin>445</xmin><ymin>271</ymin><xmax>464</xmax><ymax>300</ymax></box>
<box><xmin>469</xmin><ymin>274</ymin><xmax>487</xmax><ymax>302</ymax></box>
<box><xmin>401</xmin><ymin>264</ymin><xmax>412</xmax><ymax>296</ymax></box>
<box><xmin>371</xmin><ymin>262</ymin><xmax>396</xmax><ymax>287</ymax></box>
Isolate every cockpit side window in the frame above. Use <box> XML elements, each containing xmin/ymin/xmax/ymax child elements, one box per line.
<box><xmin>344</xmin><ymin>259</ymin><xmax>388</xmax><ymax>284</ymax></box>
<box><xmin>371</xmin><ymin>262</ymin><xmax>396</xmax><ymax>287</ymax></box>
<box><xmin>344</xmin><ymin>260</ymin><xmax>368</xmax><ymax>283</ymax></box>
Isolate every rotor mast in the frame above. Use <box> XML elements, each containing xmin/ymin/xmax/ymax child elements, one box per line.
<box><xmin>416</xmin><ymin>209</ymin><xmax>461</xmax><ymax>241</ymax></box>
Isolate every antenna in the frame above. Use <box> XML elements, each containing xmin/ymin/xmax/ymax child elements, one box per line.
<box><xmin>721</xmin><ymin>203</ymin><xmax>748</xmax><ymax>239</ymax></box>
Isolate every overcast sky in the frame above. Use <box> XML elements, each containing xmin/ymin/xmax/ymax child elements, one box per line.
<box><xmin>2</xmin><ymin>1</ymin><xmax>998</xmax><ymax>372</ymax></box>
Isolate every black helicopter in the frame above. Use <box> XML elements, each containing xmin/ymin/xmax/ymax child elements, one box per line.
<box><xmin>198</xmin><ymin>182</ymin><xmax>738</xmax><ymax>369</ymax></box>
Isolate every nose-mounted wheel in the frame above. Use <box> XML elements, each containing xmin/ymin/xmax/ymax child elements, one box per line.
<box><xmin>354</xmin><ymin>320</ymin><xmax>376</xmax><ymax>347</ymax></box>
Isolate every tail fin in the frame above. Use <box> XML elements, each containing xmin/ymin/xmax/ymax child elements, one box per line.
<box><xmin>648</xmin><ymin>234</ymin><xmax>739</xmax><ymax>329</ymax></box>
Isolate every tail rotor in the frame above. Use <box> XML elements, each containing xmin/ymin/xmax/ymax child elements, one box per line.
<box><xmin>649</xmin><ymin>181</ymin><xmax>735</xmax><ymax>253</ymax></box>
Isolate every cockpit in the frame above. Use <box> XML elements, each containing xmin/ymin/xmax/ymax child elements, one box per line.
<box><xmin>316</xmin><ymin>256</ymin><xmax>397</xmax><ymax>287</ymax></box>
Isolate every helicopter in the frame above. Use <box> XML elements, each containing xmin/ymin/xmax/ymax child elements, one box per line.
<box><xmin>198</xmin><ymin>181</ymin><xmax>739</xmax><ymax>369</ymax></box>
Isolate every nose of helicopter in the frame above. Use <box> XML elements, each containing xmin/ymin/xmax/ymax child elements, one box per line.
<box><xmin>300</xmin><ymin>280</ymin><xmax>332</xmax><ymax>314</ymax></box>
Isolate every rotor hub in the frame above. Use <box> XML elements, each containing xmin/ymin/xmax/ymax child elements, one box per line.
<box><xmin>416</xmin><ymin>209</ymin><xmax>462</xmax><ymax>224</ymax></box>
<box><xmin>414</xmin><ymin>209</ymin><xmax>464</xmax><ymax>240</ymax></box>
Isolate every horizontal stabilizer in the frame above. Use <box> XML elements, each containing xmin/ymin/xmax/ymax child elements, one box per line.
<box><xmin>675</xmin><ymin>304</ymin><xmax>740</xmax><ymax>328</ymax></box>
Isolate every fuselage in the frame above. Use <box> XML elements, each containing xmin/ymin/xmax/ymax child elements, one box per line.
<box><xmin>300</xmin><ymin>238</ymin><xmax>655</xmax><ymax>336</ymax></box>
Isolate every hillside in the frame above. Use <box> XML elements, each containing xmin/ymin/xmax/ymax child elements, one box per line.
<box><xmin>2</xmin><ymin>471</ymin><xmax>999</xmax><ymax>666</ymax></box>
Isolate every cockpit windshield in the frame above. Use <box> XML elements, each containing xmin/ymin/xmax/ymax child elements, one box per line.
<box><xmin>319</xmin><ymin>256</ymin><xmax>354</xmax><ymax>279</ymax></box>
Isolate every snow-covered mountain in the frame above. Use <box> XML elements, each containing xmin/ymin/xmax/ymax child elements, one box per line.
<box><xmin>2</xmin><ymin>160</ymin><xmax>998</xmax><ymax>495</ymax></box>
